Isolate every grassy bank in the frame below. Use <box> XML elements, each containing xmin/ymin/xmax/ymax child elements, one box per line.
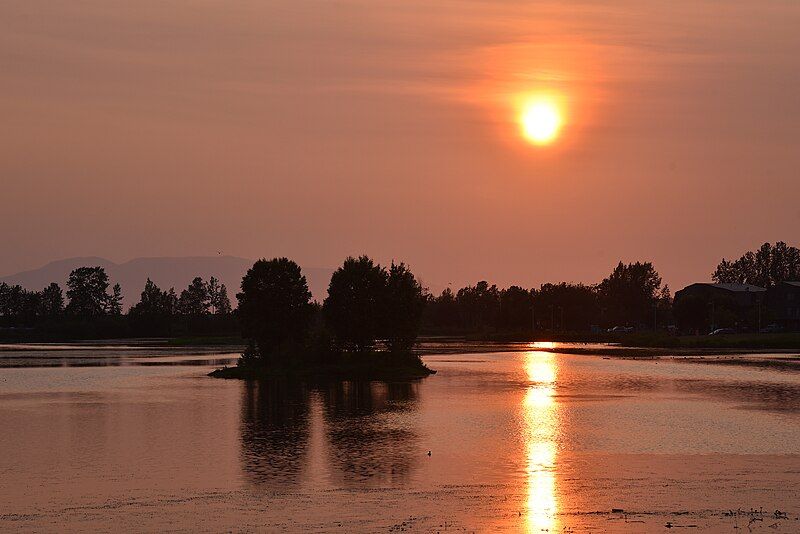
<box><xmin>620</xmin><ymin>332</ymin><xmax>800</xmax><ymax>350</ymax></box>
<box><xmin>209</xmin><ymin>351</ymin><xmax>435</xmax><ymax>380</ymax></box>
<box><xmin>166</xmin><ymin>336</ymin><xmax>244</xmax><ymax>347</ymax></box>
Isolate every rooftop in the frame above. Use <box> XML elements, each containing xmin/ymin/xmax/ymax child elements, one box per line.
<box><xmin>694</xmin><ymin>283</ymin><xmax>767</xmax><ymax>292</ymax></box>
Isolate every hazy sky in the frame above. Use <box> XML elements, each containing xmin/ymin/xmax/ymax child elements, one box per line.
<box><xmin>2</xmin><ymin>1</ymin><xmax>799</xmax><ymax>292</ymax></box>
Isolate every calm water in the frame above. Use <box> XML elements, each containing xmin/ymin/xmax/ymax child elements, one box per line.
<box><xmin>1</xmin><ymin>343</ymin><xmax>800</xmax><ymax>532</ymax></box>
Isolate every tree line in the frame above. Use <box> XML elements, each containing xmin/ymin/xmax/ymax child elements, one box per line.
<box><xmin>712</xmin><ymin>241</ymin><xmax>800</xmax><ymax>288</ymax></box>
<box><xmin>425</xmin><ymin>241</ymin><xmax>800</xmax><ymax>336</ymax></box>
<box><xmin>233</xmin><ymin>256</ymin><xmax>675</xmax><ymax>368</ymax></box>
<box><xmin>2</xmin><ymin>240</ymin><xmax>796</xmax><ymax>342</ymax></box>
<box><xmin>0</xmin><ymin>266</ymin><xmax>234</xmax><ymax>339</ymax></box>
<box><xmin>424</xmin><ymin>261</ymin><xmax>670</xmax><ymax>335</ymax></box>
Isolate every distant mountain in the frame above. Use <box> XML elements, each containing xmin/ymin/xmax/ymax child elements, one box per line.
<box><xmin>0</xmin><ymin>256</ymin><xmax>334</xmax><ymax>308</ymax></box>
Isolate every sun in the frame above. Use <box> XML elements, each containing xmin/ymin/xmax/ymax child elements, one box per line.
<box><xmin>519</xmin><ymin>98</ymin><xmax>563</xmax><ymax>145</ymax></box>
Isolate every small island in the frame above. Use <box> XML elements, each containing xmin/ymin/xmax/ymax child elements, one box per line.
<box><xmin>209</xmin><ymin>352</ymin><xmax>434</xmax><ymax>380</ymax></box>
<box><xmin>209</xmin><ymin>256</ymin><xmax>434</xmax><ymax>380</ymax></box>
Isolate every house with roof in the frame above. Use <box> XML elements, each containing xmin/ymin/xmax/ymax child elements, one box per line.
<box><xmin>766</xmin><ymin>281</ymin><xmax>800</xmax><ymax>331</ymax></box>
<box><xmin>673</xmin><ymin>283</ymin><xmax>767</xmax><ymax>333</ymax></box>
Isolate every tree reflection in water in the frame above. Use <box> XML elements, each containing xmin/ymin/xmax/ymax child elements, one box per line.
<box><xmin>323</xmin><ymin>381</ymin><xmax>419</xmax><ymax>485</ymax></box>
<box><xmin>239</xmin><ymin>379</ymin><xmax>311</xmax><ymax>487</ymax></box>
<box><xmin>239</xmin><ymin>379</ymin><xmax>419</xmax><ymax>488</ymax></box>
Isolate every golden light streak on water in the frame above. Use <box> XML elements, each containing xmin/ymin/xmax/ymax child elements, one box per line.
<box><xmin>522</xmin><ymin>351</ymin><xmax>559</xmax><ymax>532</ymax></box>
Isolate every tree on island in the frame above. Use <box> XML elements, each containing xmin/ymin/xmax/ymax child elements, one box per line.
<box><xmin>212</xmin><ymin>255</ymin><xmax>432</xmax><ymax>379</ymax></box>
<box><xmin>324</xmin><ymin>256</ymin><xmax>388</xmax><ymax>352</ymax></box>
<box><xmin>382</xmin><ymin>262</ymin><xmax>426</xmax><ymax>352</ymax></box>
<box><xmin>237</xmin><ymin>258</ymin><xmax>313</xmax><ymax>365</ymax></box>
<box><xmin>713</xmin><ymin>241</ymin><xmax>800</xmax><ymax>288</ymax></box>
<box><xmin>324</xmin><ymin>256</ymin><xmax>426</xmax><ymax>353</ymax></box>
<box><xmin>65</xmin><ymin>267</ymin><xmax>120</xmax><ymax>316</ymax></box>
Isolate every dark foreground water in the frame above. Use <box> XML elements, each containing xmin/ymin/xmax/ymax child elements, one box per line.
<box><xmin>1</xmin><ymin>343</ymin><xmax>799</xmax><ymax>532</ymax></box>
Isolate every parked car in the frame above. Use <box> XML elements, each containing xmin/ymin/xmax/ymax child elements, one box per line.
<box><xmin>709</xmin><ymin>328</ymin><xmax>736</xmax><ymax>336</ymax></box>
<box><xmin>607</xmin><ymin>326</ymin><xmax>634</xmax><ymax>333</ymax></box>
<box><xmin>759</xmin><ymin>324</ymin><xmax>784</xmax><ymax>334</ymax></box>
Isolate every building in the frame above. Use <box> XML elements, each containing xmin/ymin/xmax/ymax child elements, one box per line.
<box><xmin>673</xmin><ymin>283</ymin><xmax>766</xmax><ymax>333</ymax></box>
<box><xmin>766</xmin><ymin>281</ymin><xmax>800</xmax><ymax>332</ymax></box>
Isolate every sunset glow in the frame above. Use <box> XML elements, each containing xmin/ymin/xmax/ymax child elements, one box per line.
<box><xmin>3</xmin><ymin>0</ymin><xmax>800</xmax><ymax>532</ymax></box>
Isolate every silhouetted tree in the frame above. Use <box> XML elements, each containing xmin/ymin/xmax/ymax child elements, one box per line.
<box><xmin>422</xmin><ymin>288</ymin><xmax>460</xmax><ymax>332</ymax></box>
<box><xmin>129</xmin><ymin>279</ymin><xmax>175</xmax><ymax>316</ymax></box>
<box><xmin>208</xmin><ymin>277</ymin><xmax>232</xmax><ymax>315</ymax></box>
<box><xmin>128</xmin><ymin>279</ymin><xmax>176</xmax><ymax>335</ymax></box>
<box><xmin>382</xmin><ymin>262</ymin><xmax>426</xmax><ymax>352</ymax></box>
<box><xmin>216</xmin><ymin>284</ymin><xmax>232</xmax><ymax>315</ymax></box>
<box><xmin>39</xmin><ymin>283</ymin><xmax>64</xmax><ymax>317</ymax></box>
<box><xmin>532</xmin><ymin>283</ymin><xmax>598</xmax><ymax>332</ymax></box>
<box><xmin>0</xmin><ymin>283</ymin><xmax>43</xmax><ymax>325</ymax></box>
<box><xmin>166</xmin><ymin>288</ymin><xmax>178</xmax><ymax>314</ymax></box>
<box><xmin>178</xmin><ymin>277</ymin><xmax>210</xmax><ymax>316</ymax></box>
<box><xmin>498</xmin><ymin>286</ymin><xmax>533</xmax><ymax>331</ymax></box>
<box><xmin>455</xmin><ymin>281</ymin><xmax>500</xmax><ymax>332</ymax></box>
<box><xmin>109</xmin><ymin>283</ymin><xmax>123</xmax><ymax>315</ymax></box>
<box><xmin>0</xmin><ymin>283</ymin><xmax>11</xmax><ymax>319</ymax></box>
<box><xmin>65</xmin><ymin>267</ymin><xmax>116</xmax><ymax>316</ymax></box>
<box><xmin>237</xmin><ymin>258</ymin><xmax>313</xmax><ymax>364</ymax></box>
<box><xmin>0</xmin><ymin>283</ymin><xmax>23</xmax><ymax>322</ymax></box>
<box><xmin>324</xmin><ymin>256</ymin><xmax>388</xmax><ymax>351</ymax></box>
<box><xmin>597</xmin><ymin>261</ymin><xmax>666</xmax><ymax>327</ymax></box>
<box><xmin>713</xmin><ymin>241</ymin><xmax>800</xmax><ymax>288</ymax></box>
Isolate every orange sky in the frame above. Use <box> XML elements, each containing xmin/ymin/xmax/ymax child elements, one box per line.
<box><xmin>2</xmin><ymin>1</ymin><xmax>799</xmax><ymax>291</ymax></box>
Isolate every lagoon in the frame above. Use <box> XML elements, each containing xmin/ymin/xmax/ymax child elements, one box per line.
<box><xmin>1</xmin><ymin>343</ymin><xmax>799</xmax><ymax>531</ymax></box>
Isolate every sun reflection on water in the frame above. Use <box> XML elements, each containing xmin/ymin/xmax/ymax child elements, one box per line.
<box><xmin>523</xmin><ymin>351</ymin><xmax>559</xmax><ymax>532</ymax></box>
